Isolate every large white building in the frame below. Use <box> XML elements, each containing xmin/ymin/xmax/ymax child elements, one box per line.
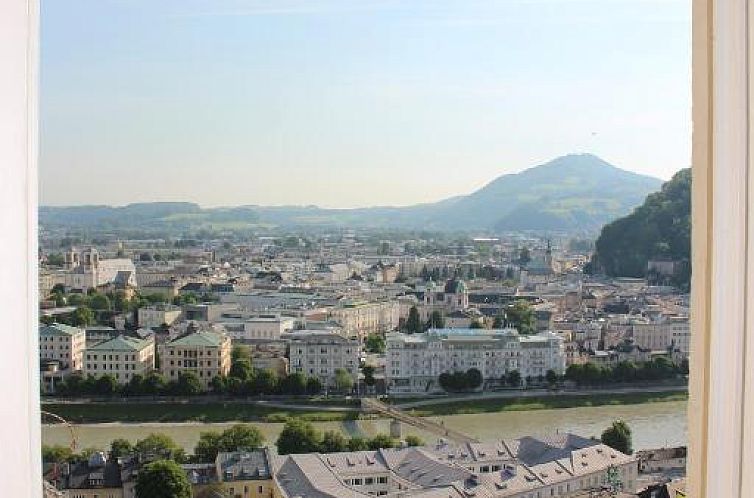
<box><xmin>137</xmin><ymin>304</ymin><xmax>182</xmax><ymax>328</ymax></box>
<box><xmin>83</xmin><ymin>335</ymin><xmax>155</xmax><ymax>384</ymax></box>
<box><xmin>385</xmin><ymin>328</ymin><xmax>565</xmax><ymax>393</ymax></box>
<box><xmin>286</xmin><ymin>331</ymin><xmax>360</xmax><ymax>389</ymax></box>
<box><xmin>632</xmin><ymin>317</ymin><xmax>690</xmax><ymax>356</ymax></box>
<box><xmin>221</xmin><ymin>314</ymin><xmax>296</xmax><ymax>341</ymax></box>
<box><xmin>328</xmin><ymin>299</ymin><xmax>400</xmax><ymax>339</ymax></box>
<box><xmin>59</xmin><ymin>247</ymin><xmax>137</xmax><ymax>293</ymax></box>
<box><xmin>273</xmin><ymin>434</ymin><xmax>637</xmax><ymax>498</ymax></box>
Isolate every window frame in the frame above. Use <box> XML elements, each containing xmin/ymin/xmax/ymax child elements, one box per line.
<box><xmin>1</xmin><ymin>0</ymin><xmax>751</xmax><ymax>496</ymax></box>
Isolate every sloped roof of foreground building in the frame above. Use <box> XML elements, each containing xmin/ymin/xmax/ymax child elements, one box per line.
<box><xmin>272</xmin><ymin>434</ymin><xmax>634</xmax><ymax>498</ymax></box>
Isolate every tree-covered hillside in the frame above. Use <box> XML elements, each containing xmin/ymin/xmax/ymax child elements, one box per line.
<box><xmin>590</xmin><ymin>168</ymin><xmax>690</xmax><ymax>288</ymax></box>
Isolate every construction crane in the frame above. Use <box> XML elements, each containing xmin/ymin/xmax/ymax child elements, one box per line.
<box><xmin>41</xmin><ymin>411</ymin><xmax>78</xmax><ymax>451</ymax></box>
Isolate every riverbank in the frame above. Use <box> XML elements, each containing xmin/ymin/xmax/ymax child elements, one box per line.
<box><xmin>43</xmin><ymin>389</ymin><xmax>687</xmax><ymax>423</ymax></box>
<box><xmin>404</xmin><ymin>390</ymin><xmax>688</xmax><ymax>417</ymax></box>
<box><xmin>42</xmin><ymin>401</ymin><xmax>361</xmax><ymax>423</ymax></box>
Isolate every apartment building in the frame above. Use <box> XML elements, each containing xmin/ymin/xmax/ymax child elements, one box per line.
<box><xmin>632</xmin><ymin>317</ymin><xmax>690</xmax><ymax>355</ymax></box>
<box><xmin>385</xmin><ymin>328</ymin><xmax>565</xmax><ymax>393</ymax></box>
<box><xmin>221</xmin><ymin>314</ymin><xmax>296</xmax><ymax>341</ymax></box>
<box><xmin>328</xmin><ymin>299</ymin><xmax>400</xmax><ymax>339</ymax></box>
<box><xmin>286</xmin><ymin>331</ymin><xmax>360</xmax><ymax>388</ymax></box>
<box><xmin>137</xmin><ymin>303</ymin><xmax>182</xmax><ymax>328</ymax></box>
<box><xmin>39</xmin><ymin>323</ymin><xmax>86</xmax><ymax>372</ymax></box>
<box><xmin>83</xmin><ymin>335</ymin><xmax>155</xmax><ymax>384</ymax></box>
<box><xmin>159</xmin><ymin>330</ymin><xmax>232</xmax><ymax>388</ymax></box>
<box><xmin>272</xmin><ymin>434</ymin><xmax>637</xmax><ymax>498</ymax></box>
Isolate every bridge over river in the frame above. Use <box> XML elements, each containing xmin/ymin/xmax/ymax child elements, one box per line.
<box><xmin>361</xmin><ymin>397</ymin><xmax>478</xmax><ymax>444</ymax></box>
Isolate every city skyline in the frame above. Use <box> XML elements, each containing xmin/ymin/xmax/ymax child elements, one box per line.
<box><xmin>41</xmin><ymin>0</ymin><xmax>690</xmax><ymax>208</ymax></box>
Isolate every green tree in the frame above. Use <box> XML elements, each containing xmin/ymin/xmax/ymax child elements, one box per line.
<box><xmin>252</xmin><ymin>369</ymin><xmax>278</xmax><ymax>395</ymax></box>
<box><xmin>280</xmin><ymin>372</ymin><xmax>308</xmax><ymax>395</ymax></box>
<box><xmin>210</xmin><ymin>376</ymin><xmax>226</xmax><ymax>394</ymax></box>
<box><xmin>142</xmin><ymin>372</ymin><xmax>168</xmax><ymax>395</ymax></box>
<box><xmin>426</xmin><ymin>310</ymin><xmax>445</xmax><ymax>329</ymax></box>
<box><xmin>601</xmin><ymin>420</ymin><xmax>633</xmax><ymax>455</ymax></box>
<box><xmin>368</xmin><ymin>434</ymin><xmax>396</xmax><ymax>450</ymax></box>
<box><xmin>135</xmin><ymin>434</ymin><xmax>185</xmax><ymax>462</ymax></box>
<box><xmin>469</xmin><ymin>320</ymin><xmax>484</xmax><ymax>329</ymax></box>
<box><xmin>231</xmin><ymin>345</ymin><xmax>250</xmax><ymax>362</ymax></box>
<box><xmin>545</xmin><ymin>369</ymin><xmax>559</xmax><ymax>386</ymax></box>
<box><xmin>404</xmin><ymin>435</ymin><xmax>424</xmax><ymax>447</ymax></box>
<box><xmin>306</xmin><ymin>376</ymin><xmax>323</xmax><ymax>395</ymax></box>
<box><xmin>334</xmin><ymin>368</ymin><xmax>354</xmax><ymax>393</ymax></box>
<box><xmin>135</xmin><ymin>459</ymin><xmax>191</xmax><ymax>498</ymax></box>
<box><xmin>519</xmin><ymin>247</ymin><xmax>531</xmax><ymax>266</ymax></box>
<box><xmin>347</xmin><ymin>437</ymin><xmax>370</xmax><ymax>451</ymax></box>
<box><xmin>593</xmin><ymin>169</ymin><xmax>691</xmax><ymax>289</ymax></box>
<box><xmin>71</xmin><ymin>306</ymin><xmax>94</xmax><ymax>326</ymax></box>
<box><xmin>46</xmin><ymin>254</ymin><xmax>66</xmax><ymax>267</ymax></box>
<box><xmin>95</xmin><ymin>374</ymin><xmax>119</xmax><ymax>396</ymax></box>
<box><xmin>362</xmin><ymin>365</ymin><xmax>376</xmax><ymax>387</ymax></box>
<box><xmin>466</xmin><ymin>368</ymin><xmax>483</xmax><ymax>389</ymax></box>
<box><xmin>405</xmin><ymin>306</ymin><xmax>423</xmax><ymax>334</ymax></box>
<box><xmin>320</xmin><ymin>430</ymin><xmax>349</xmax><ymax>453</ymax></box>
<box><xmin>67</xmin><ymin>294</ymin><xmax>85</xmax><ymax>306</ymax></box>
<box><xmin>276</xmin><ymin>419</ymin><xmax>321</xmax><ymax>455</ymax></box>
<box><xmin>365</xmin><ymin>334</ymin><xmax>386</xmax><ymax>354</ymax></box>
<box><xmin>194</xmin><ymin>425</ymin><xmax>264</xmax><ymax>462</ymax></box>
<box><xmin>175</xmin><ymin>372</ymin><xmax>202</xmax><ymax>396</ymax></box>
<box><xmin>42</xmin><ymin>445</ymin><xmax>74</xmax><ymax>463</ymax></box>
<box><xmin>110</xmin><ymin>438</ymin><xmax>134</xmax><ymax>458</ymax></box>
<box><xmin>507</xmin><ymin>370</ymin><xmax>522</xmax><ymax>387</ymax></box>
<box><xmin>89</xmin><ymin>293</ymin><xmax>111</xmax><ymax>311</ymax></box>
<box><xmin>505</xmin><ymin>300</ymin><xmax>536</xmax><ymax>335</ymax></box>
<box><xmin>492</xmin><ymin>314</ymin><xmax>504</xmax><ymax>329</ymax></box>
<box><xmin>229</xmin><ymin>358</ymin><xmax>253</xmax><ymax>381</ymax></box>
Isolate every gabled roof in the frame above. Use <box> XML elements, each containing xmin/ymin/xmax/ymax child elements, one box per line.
<box><xmin>40</xmin><ymin>323</ymin><xmax>83</xmax><ymax>337</ymax></box>
<box><xmin>87</xmin><ymin>335</ymin><xmax>152</xmax><ymax>352</ymax></box>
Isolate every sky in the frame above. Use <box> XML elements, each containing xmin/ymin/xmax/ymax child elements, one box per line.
<box><xmin>40</xmin><ymin>0</ymin><xmax>691</xmax><ymax>208</ymax></box>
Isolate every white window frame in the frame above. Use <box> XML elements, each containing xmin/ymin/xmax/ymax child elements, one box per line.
<box><xmin>0</xmin><ymin>0</ymin><xmax>752</xmax><ymax>496</ymax></box>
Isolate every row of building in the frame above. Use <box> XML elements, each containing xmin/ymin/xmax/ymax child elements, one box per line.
<box><xmin>45</xmin><ymin>434</ymin><xmax>638</xmax><ymax>498</ymax></box>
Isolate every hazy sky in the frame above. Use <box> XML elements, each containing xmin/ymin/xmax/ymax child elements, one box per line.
<box><xmin>41</xmin><ymin>0</ymin><xmax>690</xmax><ymax>208</ymax></box>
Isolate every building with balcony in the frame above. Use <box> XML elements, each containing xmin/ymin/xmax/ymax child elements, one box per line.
<box><xmin>385</xmin><ymin>328</ymin><xmax>565</xmax><ymax>394</ymax></box>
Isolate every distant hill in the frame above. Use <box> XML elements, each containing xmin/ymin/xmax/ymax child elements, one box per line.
<box><xmin>590</xmin><ymin>168</ymin><xmax>691</xmax><ymax>287</ymax></box>
<box><xmin>40</xmin><ymin>154</ymin><xmax>664</xmax><ymax>233</ymax></box>
<box><xmin>429</xmin><ymin>154</ymin><xmax>663</xmax><ymax>231</ymax></box>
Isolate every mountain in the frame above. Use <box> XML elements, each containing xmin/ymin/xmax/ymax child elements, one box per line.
<box><xmin>590</xmin><ymin>168</ymin><xmax>691</xmax><ymax>287</ymax></box>
<box><xmin>424</xmin><ymin>154</ymin><xmax>663</xmax><ymax>231</ymax></box>
<box><xmin>39</xmin><ymin>154</ymin><xmax>664</xmax><ymax>233</ymax></box>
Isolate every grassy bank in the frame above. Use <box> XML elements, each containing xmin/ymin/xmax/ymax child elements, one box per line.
<box><xmin>43</xmin><ymin>391</ymin><xmax>687</xmax><ymax>424</ymax></box>
<box><xmin>42</xmin><ymin>402</ymin><xmax>360</xmax><ymax>424</ymax></box>
<box><xmin>406</xmin><ymin>391</ymin><xmax>688</xmax><ymax>417</ymax></box>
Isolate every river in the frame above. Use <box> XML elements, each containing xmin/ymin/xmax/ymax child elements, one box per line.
<box><xmin>42</xmin><ymin>400</ymin><xmax>687</xmax><ymax>453</ymax></box>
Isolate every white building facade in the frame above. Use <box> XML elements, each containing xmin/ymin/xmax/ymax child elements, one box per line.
<box><xmin>385</xmin><ymin>328</ymin><xmax>565</xmax><ymax>394</ymax></box>
<box><xmin>632</xmin><ymin>317</ymin><xmax>690</xmax><ymax>355</ymax></box>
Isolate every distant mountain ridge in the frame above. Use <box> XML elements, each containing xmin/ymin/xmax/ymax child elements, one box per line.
<box><xmin>40</xmin><ymin>154</ymin><xmax>664</xmax><ymax>233</ymax></box>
